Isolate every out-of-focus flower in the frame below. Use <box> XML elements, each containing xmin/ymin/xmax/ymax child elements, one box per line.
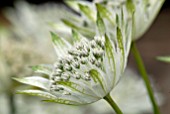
<box><xmin>0</xmin><ymin>34</ymin><xmax>51</xmax><ymax>94</ymax></box>
<box><xmin>0</xmin><ymin>8</ymin><xmax>58</xmax><ymax>114</ymax></box>
<box><xmin>14</xmin><ymin>0</ymin><xmax>133</xmax><ymax>105</ymax></box>
<box><xmin>64</xmin><ymin>0</ymin><xmax>165</xmax><ymax>40</ymax></box>
<box><xmin>132</xmin><ymin>0</ymin><xmax>165</xmax><ymax>39</ymax></box>
<box><xmin>3</xmin><ymin>1</ymin><xmax>77</xmax><ymax>42</ymax></box>
<box><xmin>51</xmin><ymin>0</ymin><xmax>134</xmax><ymax>40</ymax></box>
<box><xmin>1</xmin><ymin>1</ymin><xmax>69</xmax><ymax>93</ymax></box>
<box><xmin>0</xmin><ymin>29</ymin><xmax>55</xmax><ymax>114</ymax></box>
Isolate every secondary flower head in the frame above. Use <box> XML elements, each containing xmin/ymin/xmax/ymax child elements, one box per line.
<box><xmin>94</xmin><ymin>0</ymin><xmax>165</xmax><ymax>39</ymax></box>
<box><xmin>64</xmin><ymin>0</ymin><xmax>165</xmax><ymax>40</ymax></box>
<box><xmin>15</xmin><ymin>1</ymin><xmax>133</xmax><ymax>105</ymax></box>
<box><xmin>132</xmin><ymin>0</ymin><xmax>165</xmax><ymax>39</ymax></box>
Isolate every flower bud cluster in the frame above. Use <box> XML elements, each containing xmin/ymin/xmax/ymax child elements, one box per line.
<box><xmin>50</xmin><ymin>37</ymin><xmax>105</xmax><ymax>95</ymax></box>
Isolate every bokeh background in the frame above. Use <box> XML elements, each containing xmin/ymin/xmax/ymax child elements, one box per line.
<box><xmin>0</xmin><ymin>0</ymin><xmax>170</xmax><ymax>114</ymax></box>
<box><xmin>128</xmin><ymin>1</ymin><xmax>170</xmax><ymax>113</ymax></box>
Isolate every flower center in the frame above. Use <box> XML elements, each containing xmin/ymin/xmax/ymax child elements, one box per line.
<box><xmin>50</xmin><ymin>36</ymin><xmax>105</xmax><ymax>94</ymax></box>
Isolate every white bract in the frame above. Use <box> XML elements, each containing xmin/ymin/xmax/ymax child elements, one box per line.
<box><xmin>1</xmin><ymin>69</ymin><xmax>163</xmax><ymax>114</ymax></box>
<box><xmin>132</xmin><ymin>0</ymin><xmax>165</xmax><ymax>39</ymax></box>
<box><xmin>64</xmin><ymin>0</ymin><xmax>165</xmax><ymax>40</ymax></box>
<box><xmin>15</xmin><ymin>1</ymin><xmax>133</xmax><ymax>105</ymax></box>
<box><xmin>91</xmin><ymin>68</ymin><xmax>164</xmax><ymax>114</ymax></box>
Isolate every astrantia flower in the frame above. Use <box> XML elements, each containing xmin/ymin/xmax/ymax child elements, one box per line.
<box><xmin>52</xmin><ymin>0</ymin><xmax>135</xmax><ymax>40</ymax></box>
<box><xmin>15</xmin><ymin>32</ymin><xmax>129</xmax><ymax>105</ymax></box>
<box><xmin>132</xmin><ymin>0</ymin><xmax>165</xmax><ymax>39</ymax></box>
<box><xmin>1</xmin><ymin>69</ymin><xmax>163</xmax><ymax>114</ymax></box>
<box><xmin>64</xmin><ymin>0</ymin><xmax>165</xmax><ymax>40</ymax></box>
<box><xmin>14</xmin><ymin>2</ymin><xmax>133</xmax><ymax>104</ymax></box>
<box><xmin>0</xmin><ymin>69</ymin><xmax>162</xmax><ymax>114</ymax></box>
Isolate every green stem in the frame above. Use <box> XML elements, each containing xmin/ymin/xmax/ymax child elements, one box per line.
<box><xmin>7</xmin><ymin>92</ymin><xmax>16</xmax><ymax>114</ymax></box>
<box><xmin>103</xmin><ymin>93</ymin><xmax>123</xmax><ymax>114</ymax></box>
<box><xmin>131</xmin><ymin>42</ymin><xmax>160</xmax><ymax>114</ymax></box>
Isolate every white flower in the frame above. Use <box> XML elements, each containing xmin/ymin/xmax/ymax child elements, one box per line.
<box><xmin>132</xmin><ymin>0</ymin><xmax>165</xmax><ymax>39</ymax></box>
<box><xmin>15</xmin><ymin>32</ymin><xmax>130</xmax><ymax>105</ymax></box>
<box><xmin>0</xmin><ymin>69</ymin><xmax>163</xmax><ymax>114</ymax></box>
<box><xmin>14</xmin><ymin>0</ymin><xmax>133</xmax><ymax>104</ymax></box>
<box><xmin>65</xmin><ymin>0</ymin><xmax>165</xmax><ymax>40</ymax></box>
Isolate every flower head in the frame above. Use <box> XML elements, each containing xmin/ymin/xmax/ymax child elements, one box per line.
<box><xmin>64</xmin><ymin>0</ymin><xmax>165</xmax><ymax>40</ymax></box>
<box><xmin>132</xmin><ymin>0</ymin><xmax>165</xmax><ymax>39</ymax></box>
<box><xmin>15</xmin><ymin>1</ymin><xmax>133</xmax><ymax>105</ymax></box>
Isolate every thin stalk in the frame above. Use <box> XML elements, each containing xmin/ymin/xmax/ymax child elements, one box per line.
<box><xmin>7</xmin><ymin>92</ymin><xmax>16</xmax><ymax>114</ymax></box>
<box><xmin>131</xmin><ymin>42</ymin><xmax>160</xmax><ymax>114</ymax></box>
<box><xmin>103</xmin><ymin>93</ymin><xmax>123</xmax><ymax>114</ymax></box>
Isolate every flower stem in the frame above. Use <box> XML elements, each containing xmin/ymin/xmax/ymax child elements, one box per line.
<box><xmin>103</xmin><ymin>93</ymin><xmax>123</xmax><ymax>114</ymax></box>
<box><xmin>7</xmin><ymin>92</ymin><xmax>16</xmax><ymax>114</ymax></box>
<box><xmin>131</xmin><ymin>42</ymin><xmax>160</xmax><ymax>114</ymax></box>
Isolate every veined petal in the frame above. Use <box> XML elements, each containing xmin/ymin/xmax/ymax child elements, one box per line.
<box><xmin>56</xmin><ymin>81</ymin><xmax>98</xmax><ymax>98</ymax></box>
<box><xmin>126</xmin><ymin>0</ymin><xmax>135</xmax><ymax>14</ymax></box>
<box><xmin>62</xmin><ymin>19</ymin><xmax>95</xmax><ymax>38</ymax></box>
<box><xmin>89</xmin><ymin>69</ymin><xmax>107</xmax><ymax>94</ymax></box>
<box><xmin>64</xmin><ymin>0</ymin><xmax>92</xmax><ymax>13</ymax></box>
<box><xmin>104</xmin><ymin>34</ymin><xmax>116</xmax><ymax>89</ymax></box>
<box><xmin>14</xmin><ymin>76</ymin><xmax>50</xmax><ymax>90</ymax></box>
<box><xmin>96</xmin><ymin>3</ymin><xmax>115</xmax><ymax>26</ymax></box>
<box><xmin>55</xmin><ymin>83</ymin><xmax>100</xmax><ymax>104</ymax></box>
<box><xmin>17</xmin><ymin>90</ymin><xmax>84</xmax><ymax>105</ymax></box>
<box><xmin>96</xmin><ymin>11</ymin><xmax>106</xmax><ymax>35</ymax></box>
<box><xmin>42</xmin><ymin>98</ymin><xmax>82</xmax><ymax>105</ymax></box>
<box><xmin>71</xmin><ymin>29</ymin><xmax>89</xmax><ymax>44</ymax></box>
<box><xmin>133</xmin><ymin>0</ymin><xmax>165</xmax><ymax>39</ymax></box>
<box><xmin>31</xmin><ymin>64</ymin><xmax>53</xmax><ymax>75</ymax></box>
<box><xmin>51</xmin><ymin>32</ymin><xmax>72</xmax><ymax>57</ymax></box>
<box><xmin>116</xmin><ymin>27</ymin><xmax>125</xmax><ymax>72</ymax></box>
<box><xmin>78</xmin><ymin>4</ymin><xmax>96</xmax><ymax>22</ymax></box>
<box><xmin>16</xmin><ymin>90</ymin><xmax>56</xmax><ymax>99</ymax></box>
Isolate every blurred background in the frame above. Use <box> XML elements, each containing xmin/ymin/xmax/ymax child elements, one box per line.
<box><xmin>0</xmin><ymin>0</ymin><xmax>170</xmax><ymax>114</ymax></box>
<box><xmin>129</xmin><ymin>1</ymin><xmax>170</xmax><ymax>114</ymax></box>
